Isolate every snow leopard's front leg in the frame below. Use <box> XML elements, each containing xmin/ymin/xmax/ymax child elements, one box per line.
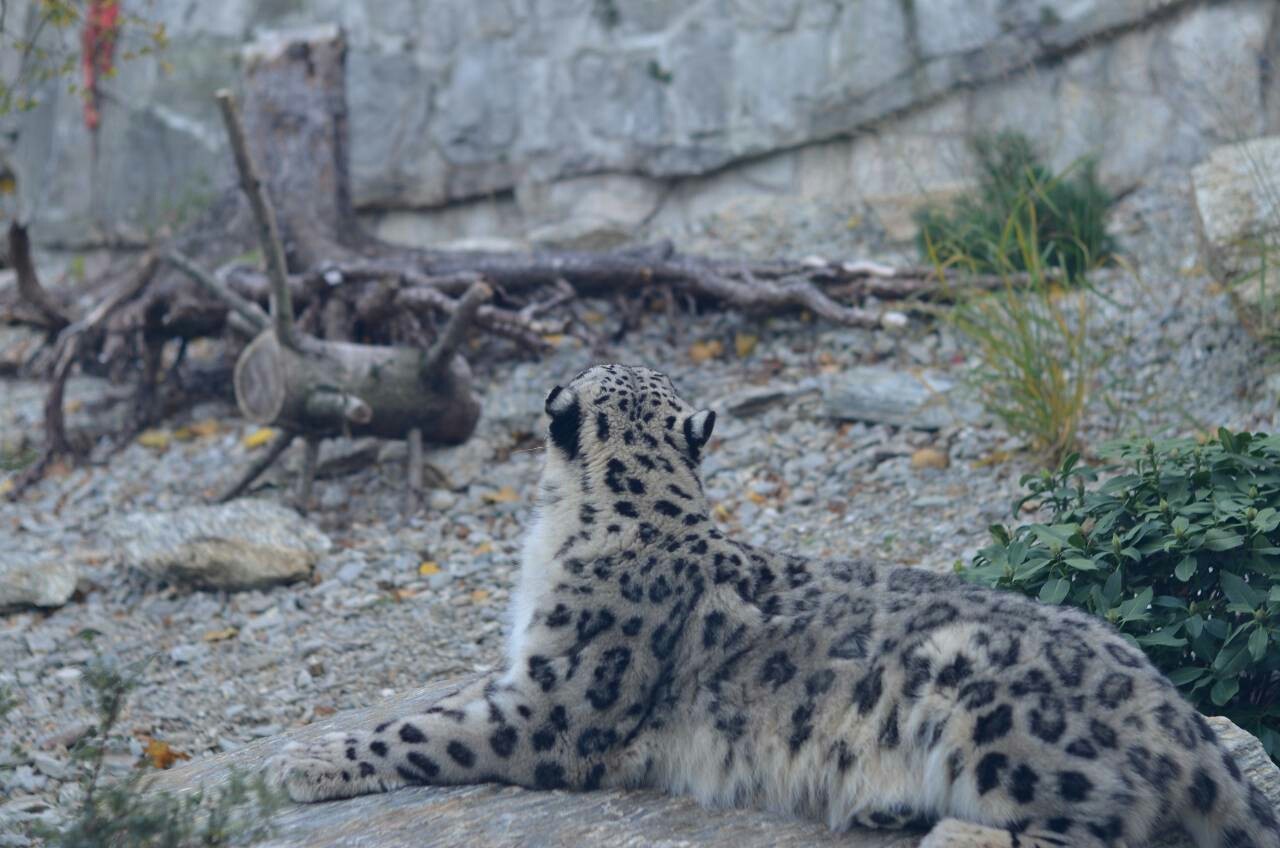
<box><xmin>271</xmin><ymin>675</ymin><xmax>628</xmax><ymax>802</ymax></box>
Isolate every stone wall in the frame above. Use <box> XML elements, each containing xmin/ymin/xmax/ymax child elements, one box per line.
<box><xmin>3</xmin><ymin>0</ymin><xmax>1278</xmax><ymax>254</ymax></box>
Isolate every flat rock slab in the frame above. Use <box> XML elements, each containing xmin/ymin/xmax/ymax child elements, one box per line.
<box><xmin>148</xmin><ymin>675</ymin><xmax>1280</xmax><ymax>848</ymax></box>
<box><xmin>105</xmin><ymin>500</ymin><xmax>330</xmax><ymax>590</ymax></box>
<box><xmin>146</xmin><ymin>675</ymin><xmax>908</xmax><ymax>848</ymax></box>
<box><xmin>819</xmin><ymin>367</ymin><xmax>977</xmax><ymax>431</ymax></box>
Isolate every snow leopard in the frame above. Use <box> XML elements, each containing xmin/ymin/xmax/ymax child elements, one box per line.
<box><xmin>270</xmin><ymin>363</ymin><xmax>1279</xmax><ymax>848</ymax></box>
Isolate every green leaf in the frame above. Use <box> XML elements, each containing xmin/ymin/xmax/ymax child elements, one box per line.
<box><xmin>1116</xmin><ymin>586</ymin><xmax>1153</xmax><ymax>623</ymax></box>
<box><xmin>1031</xmin><ymin>524</ymin><xmax>1076</xmax><ymax>553</ymax></box>
<box><xmin>1102</xmin><ymin>567</ymin><xmax>1123</xmax><ymax>605</ymax></box>
<box><xmin>1210</xmin><ymin>677</ymin><xmax>1239</xmax><ymax>706</ymax></box>
<box><xmin>1165</xmin><ymin>667</ymin><xmax>1205</xmax><ymax>686</ymax></box>
<box><xmin>1248</xmin><ymin>626</ymin><xmax>1269</xmax><ymax>662</ymax></box>
<box><xmin>1253</xmin><ymin>507</ymin><xmax>1280</xmax><ymax>533</ymax></box>
<box><xmin>1202</xmin><ymin>528</ymin><xmax>1244</xmax><ymax>551</ymax></box>
<box><xmin>1174</xmin><ymin>555</ymin><xmax>1197</xmax><ymax>582</ymax></box>
<box><xmin>1152</xmin><ymin>595</ymin><xmax>1187</xmax><ymax>609</ymax></box>
<box><xmin>1064</xmin><ymin>557</ymin><xmax>1098</xmax><ymax>572</ymax></box>
<box><xmin>1137</xmin><ymin>626</ymin><xmax>1186</xmax><ymax>648</ymax></box>
<box><xmin>1220</xmin><ymin>571</ymin><xmax>1261</xmax><ymax>608</ymax></box>
<box><xmin>1185</xmin><ymin>615</ymin><xmax>1204</xmax><ymax>639</ymax></box>
<box><xmin>1038</xmin><ymin>578</ymin><xmax>1071</xmax><ymax>605</ymax></box>
<box><xmin>1213</xmin><ymin>638</ymin><xmax>1252</xmax><ymax>677</ymax></box>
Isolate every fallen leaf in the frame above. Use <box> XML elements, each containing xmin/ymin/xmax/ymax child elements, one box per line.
<box><xmin>418</xmin><ymin>561</ymin><xmax>441</xmax><ymax>576</ymax></box>
<box><xmin>971</xmin><ymin>450</ymin><xmax>1011</xmax><ymax>468</ymax></box>
<box><xmin>136</xmin><ymin>429</ymin><xmax>170</xmax><ymax>451</ymax></box>
<box><xmin>734</xmin><ymin>333</ymin><xmax>758</xmax><ymax>359</ymax></box>
<box><xmin>202</xmin><ymin>627</ymin><xmax>238</xmax><ymax>642</ymax></box>
<box><xmin>689</xmin><ymin>339</ymin><xmax>724</xmax><ymax>364</ymax></box>
<box><xmin>711</xmin><ymin>503</ymin><xmax>734</xmax><ymax>522</ymax></box>
<box><xmin>242</xmin><ymin>428</ymin><xmax>276</xmax><ymax>449</ymax></box>
<box><xmin>392</xmin><ymin>587</ymin><xmax>417</xmax><ymax>602</ymax></box>
<box><xmin>187</xmin><ymin>419</ymin><xmax>220</xmax><ymax>438</ymax></box>
<box><xmin>470</xmin><ymin>589</ymin><xmax>490</xmax><ymax>603</ymax></box>
<box><xmin>581</xmin><ymin>311</ymin><xmax>605</xmax><ymax>325</ymax></box>
<box><xmin>473</xmin><ymin>541</ymin><xmax>494</xmax><ymax>555</ymax></box>
<box><xmin>64</xmin><ymin>399</ymin><xmax>83</xmax><ymax>414</ymax></box>
<box><xmin>541</xmin><ymin>334</ymin><xmax>565</xmax><ymax>346</ymax></box>
<box><xmin>910</xmin><ymin>448</ymin><xmax>950</xmax><ymax>470</ymax></box>
<box><xmin>313</xmin><ymin>705</ymin><xmax>336</xmax><ymax>717</ymax></box>
<box><xmin>482</xmin><ymin>486</ymin><xmax>519</xmax><ymax>504</ymax></box>
<box><xmin>746</xmin><ymin>490</ymin><xmax>767</xmax><ymax>505</ymax></box>
<box><xmin>142</xmin><ymin>737</ymin><xmax>190</xmax><ymax>770</ymax></box>
<box><xmin>0</xmin><ymin>478</ymin><xmax>13</xmax><ymax>498</ymax></box>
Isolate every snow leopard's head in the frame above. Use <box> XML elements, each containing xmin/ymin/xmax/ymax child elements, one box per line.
<box><xmin>537</xmin><ymin>364</ymin><xmax>715</xmax><ymax>511</ymax></box>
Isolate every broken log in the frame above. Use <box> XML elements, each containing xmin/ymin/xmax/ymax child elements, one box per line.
<box><xmin>232</xmin><ymin>330</ymin><xmax>479</xmax><ymax>442</ymax></box>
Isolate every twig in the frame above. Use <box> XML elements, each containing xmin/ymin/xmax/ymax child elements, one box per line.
<box><xmin>422</xmin><ymin>282</ymin><xmax>492</xmax><ymax>374</ymax></box>
<box><xmin>404</xmin><ymin>427</ymin><xmax>422</xmax><ymax>518</ymax></box>
<box><xmin>216</xmin><ymin>430</ymin><xmax>295</xmax><ymax>503</ymax></box>
<box><xmin>298</xmin><ymin>437</ymin><xmax>320</xmax><ymax>514</ymax></box>
<box><xmin>7</xmin><ymin>251</ymin><xmax>163</xmax><ymax>499</ymax></box>
<box><xmin>397</xmin><ymin>285</ymin><xmax>546</xmax><ymax>352</ymax></box>
<box><xmin>304</xmin><ymin>389</ymin><xmax>372</xmax><ymax>425</ymax></box>
<box><xmin>9</xmin><ymin>221</ymin><xmax>69</xmax><ymax>331</ymax></box>
<box><xmin>164</xmin><ymin>249</ymin><xmax>270</xmax><ymax>332</ymax></box>
<box><xmin>53</xmin><ymin>251</ymin><xmax>159</xmax><ymax>348</ymax></box>
<box><xmin>215</xmin><ymin>89</ymin><xmax>306</xmax><ymax>353</ymax></box>
<box><xmin>519</xmin><ymin>278</ymin><xmax>575</xmax><ymax>321</ymax></box>
<box><xmin>321</xmin><ymin>296</ymin><xmax>351</xmax><ymax>341</ymax></box>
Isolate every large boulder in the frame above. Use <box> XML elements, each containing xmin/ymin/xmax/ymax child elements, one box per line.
<box><xmin>106</xmin><ymin>500</ymin><xmax>329</xmax><ymax>590</ymax></box>
<box><xmin>146</xmin><ymin>676</ymin><xmax>1280</xmax><ymax>848</ymax></box>
<box><xmin>1191</xmin><ymin>136</ymin><xmax>1280</xmax><ymax>331</ymax></box>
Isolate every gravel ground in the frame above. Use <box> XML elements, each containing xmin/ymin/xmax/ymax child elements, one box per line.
<box><xmin>1</xmin><ymin>172</ymin><xmax>1276</xmax><ymax>838</ymax></box>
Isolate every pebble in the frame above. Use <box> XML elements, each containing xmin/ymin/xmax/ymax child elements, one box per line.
<box><xmin>27</xmin><ymin>752</ymin><xmax>70</xmax><ymax>781</ymax></box>
<box><xmin>169</xmin><ymin>643</ymin><xmax>207</xmax><ymax>665</ymax></box>
<box><xmin>335</xmin><ymin>558</ymin><xmax>367</xmax><ymax>585</ymax></box>
<box><xmin>428</xmin><ymin>490</ymin><xmax>458</xmax><ymax>511</ymax></box>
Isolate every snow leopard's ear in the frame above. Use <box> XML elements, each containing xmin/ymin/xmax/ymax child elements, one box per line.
<box><xmin>682</xmin><ymin>409</ymin><xmax>716</xmax><ymax>461</ymax></box>
<box><xmin>545</xmin><ymin>385</ymin><xmax>581</xmax><ymax>460</ymax></box>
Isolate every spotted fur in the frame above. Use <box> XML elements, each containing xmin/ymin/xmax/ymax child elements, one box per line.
<box><xmin>270</xmin><ymin>364</ymin><xmax>1278</xmax><ymax>848</ymax></box>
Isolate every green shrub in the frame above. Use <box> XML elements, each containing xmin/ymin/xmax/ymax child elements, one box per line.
<box><xmin>915</xmin><ymin>132</ymin><xmax>1115</xmax><ymax>281</ymax></box>
<box><xmin>961</xmin><ymin>431</ymin><xmax>1280</xmax><ymax>761</ymax></box>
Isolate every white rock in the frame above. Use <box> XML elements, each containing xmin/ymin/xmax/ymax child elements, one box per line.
<box><xmin>1191</xmin><ymin>135</ymin><xmax>1280</xmax><ymax>320</ymax></box>
<box><xmin>105</xmin><ymin>500</ymin><xmax>330</xmax><ymax>591</ymax></box>
<box><xmin>0</xmin><ymin>553</ymin><xmax>77</xmax><ymax>612</ymax></box>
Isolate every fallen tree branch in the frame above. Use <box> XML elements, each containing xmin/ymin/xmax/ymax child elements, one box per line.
<box><xmin>217</xmin><ymin>429</ymin><xmax>296</xmax><ymax>503</ymax></box>
<box><xmin>422</xmin><ymin>281</ymin><xmax>493</xmax><ymax>374</ymax></box>
<box><xmin>165</xmin><ymin>249</ymin><xmax>269</xmax><ymax>332</ymax></box>
<box><xmin>216</xmin><ymin>88</ymin><xmax>306</xmax><ymax>354</ymax></box>
<box><xmin>9</xmin><ymin>222</ymin><xmax>70</xmax><ymax>332</ymax></box>
<box><xmin>395</xmin><ymin>284</ymin><xmax>549</xmax><ymax>352</ymax></box>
